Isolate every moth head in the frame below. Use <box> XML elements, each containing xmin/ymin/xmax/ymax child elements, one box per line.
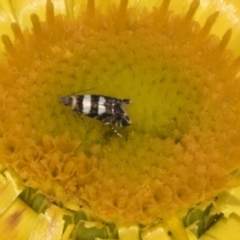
<box><xmin>59</xmin><ymin>96</ymin><xmax>73</xmax><ymax>106</ymax></box>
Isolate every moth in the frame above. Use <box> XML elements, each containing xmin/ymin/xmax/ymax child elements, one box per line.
<box><xmin>59</xmin><ymin>94</ymin><xmax>131</xmax><ymax>137</ymax></box>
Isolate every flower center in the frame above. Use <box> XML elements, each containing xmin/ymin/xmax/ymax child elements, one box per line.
<box><xmin>1</xmin><ymin>0</ymin><xmax>240</xmax><ymax>224</ymax></box>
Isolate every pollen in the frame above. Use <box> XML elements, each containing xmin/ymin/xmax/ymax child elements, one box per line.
<box><xmin>0</xmin><ymin>0</ymin><xmax>240</xmax><ymax>224</ymax></box>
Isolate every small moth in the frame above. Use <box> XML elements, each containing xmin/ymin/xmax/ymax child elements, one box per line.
<box><xmin>59</xmin><ymin>94</ymin><xmax>131</xmax><ymax>137</ymax></box>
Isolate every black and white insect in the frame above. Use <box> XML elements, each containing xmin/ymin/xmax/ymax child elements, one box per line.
<box><xmin>59</xmin><ymin>94</ymin><xmax>131</xmax><ymax>137</ymax></box>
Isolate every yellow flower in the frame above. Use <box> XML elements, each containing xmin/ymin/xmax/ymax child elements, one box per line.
<box><xmin>1</xmin><ymin>0</ymin><xmax>240</xmax><ymax>238</ymax></box>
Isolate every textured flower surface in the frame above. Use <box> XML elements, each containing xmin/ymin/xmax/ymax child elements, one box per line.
<box><xmin>1</xmin><ymin>0</ymin><xmax>240</xmax><ymax>231</ymax></box>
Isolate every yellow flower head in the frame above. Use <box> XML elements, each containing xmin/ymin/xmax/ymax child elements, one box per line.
<box><xmin>1</xmin><ymin>0</ymin><xmax>240</xmax><ymax>225</ymax></box>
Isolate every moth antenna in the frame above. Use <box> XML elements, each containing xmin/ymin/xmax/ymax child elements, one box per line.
<box><xmin>71</xmin><ymin>87</ymin><xmax>97</xmax><ymax>95</ymax></box>
<box><xmin>59</xmin><ymin>87</ymin><xmax>97</xmax><ymax>99</ymax></box>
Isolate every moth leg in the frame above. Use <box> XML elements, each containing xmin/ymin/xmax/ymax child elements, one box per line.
<box><xmin>109</xmin><ymin>125</ymin><xmax>122</xmax><ymax>137</ymax></box>
<box><xmin>72</xmin><ymin>110</ymin><xmax>86</xmax><ymax>127</ymax></box>
<box><xmin>102</xmin><ymin>116</ymin><xmax>122</xmax><ymax>137</ymax></box>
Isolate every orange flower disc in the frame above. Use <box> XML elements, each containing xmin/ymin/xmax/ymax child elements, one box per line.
<box><xmin>0</xmin><ymin>0</ymin><xmax>240</xmax><ymax>224</ymax></box>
